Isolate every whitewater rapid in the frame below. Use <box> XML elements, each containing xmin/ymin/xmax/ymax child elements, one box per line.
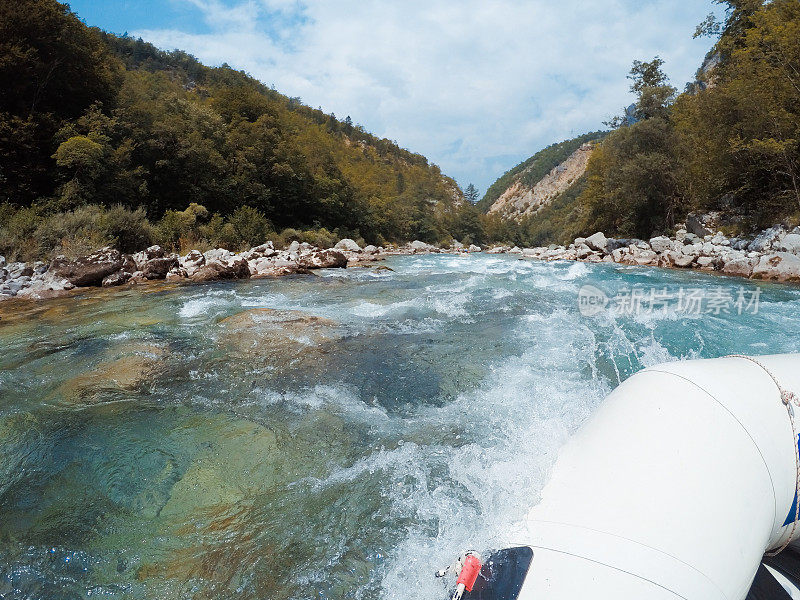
<box><xmin>1</xmin><ymin>254</ymin><xmax>799</xmax><ymax>599</ymax></box>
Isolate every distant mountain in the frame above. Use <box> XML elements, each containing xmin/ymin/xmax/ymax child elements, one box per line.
<box><xmin>478</xmin><ymin>132</ymin><xmax>606</xmax><ymax>218</ymax></box>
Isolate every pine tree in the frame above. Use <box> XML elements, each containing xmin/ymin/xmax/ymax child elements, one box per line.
<box><xmin>464</xmin><ymin>183</ymin><xmax>479</xmax><ymax>204</ymax></box>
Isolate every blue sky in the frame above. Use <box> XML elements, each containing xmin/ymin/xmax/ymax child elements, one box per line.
<box><xmin>68</xmin><ymin>0</ymin><xmax>724</xmax><ymax>194</ymax></box>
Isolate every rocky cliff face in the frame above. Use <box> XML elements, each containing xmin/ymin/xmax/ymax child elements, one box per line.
<box><xmin>487</xmin><ymin>142</ymin><xmax>595</xmax><ymax>219</ymax></box>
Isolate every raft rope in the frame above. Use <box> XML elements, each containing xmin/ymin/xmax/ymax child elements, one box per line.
<box><xmin>729</xmin><ymin>355</ymin><xmax>800</xmax><ymax>556</ymax></box>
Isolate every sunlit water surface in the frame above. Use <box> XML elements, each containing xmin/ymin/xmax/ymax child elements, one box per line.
<box><xmin>1</xmin><ymin>254</ymin><xmax>800</xmax><ymax>600</ymax></box>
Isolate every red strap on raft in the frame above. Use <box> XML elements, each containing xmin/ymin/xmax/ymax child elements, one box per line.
<box><xmin>456</xmin><ymin>554</ymin><xmax>482</xmax><ymax>592</ymax></box>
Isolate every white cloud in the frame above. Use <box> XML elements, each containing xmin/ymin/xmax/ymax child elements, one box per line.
<box><xmin>135</xmin><ymin>0</ymin><xmax>722</xmax><ymax>193</ymax></box>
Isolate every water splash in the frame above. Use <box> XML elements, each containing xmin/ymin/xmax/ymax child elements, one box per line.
<box><xmin>1</xmin><ymin>254</ymin><xmax>799</xmax><ymax>599</ymax></box>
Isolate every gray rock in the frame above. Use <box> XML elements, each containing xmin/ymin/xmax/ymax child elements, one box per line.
<box><xmin>6</xmin><ymin>280</ymin><xmax>27</xmax><ymax>294</ymax></box>
<box><xmin>696</xmin><ymin>256</ymin><xmax>717</xmax><ymax>270</ymax></box>
<box><xmin>711</xmin><ymin>234</ymin><xmax>730</xmax><ymax>246</ymax></box>
<box><xmin>682</xmin><ymin>243</ymin><xmax>702</xmax><ymax>256</ymax></box>
<box><xmin>752</xmin><ymin>252</ymin><xmax>800</xmax><ymax>282</ymax></box>
<box><xmin>749</xmin><ymin>226</ymin><xmax>786</xmax><ymax>252</ymax></box>
<box><xmin>204</xmin><ymin>248</ymin><xmax>234</xmax><ymax>264</ymax></box>
<box><xmin>132</xmin><ymin>245</ymin><xmax>165</xmax><ymax>271</ymax></box>
<box><xmin>0</xmin><ymin>255</ymin><xmax>5</xmax><ymax>268</ymax></box>
<box><xmin>408</xmin><ymin>240</ymin><xmax>436</xmax><ymax>253</ymax></box>
<box><xmin>296</xmin><ymin>249</ymin><xmax>348</xmax><ymax>269</ymax></box>
<box><xmin>362</xmin><ymin>245</ymin><xmax>378</xmax><ymax>255</ymax></box>
<box><xmin>102</xmin><ymin>271</ymin><xmax>132</xmax><ymax>287</ymax></box>
<box><xmin>777</xmin><ymin>233</ymin><xmax>800</xmax><ymax>254</ymax></box>
<box><xmin>732</xmin><ymin>239</ymin><xmax>750</xmax><ymax>251</ymax></box>
<box><xmin>585</xmin><ymin>232</ymin><xmax>608</xmax><ymax>252</ymax></box>
<box><xmin>722</xmin><ymin>257</ymin><xmax>757</xmax><ymax>278</ymax></box>
<box><xmin>8</xmin><ymin>264</ymin><xmax>34</xmax><ymax>278</ymax></box>
<box><xmin>686</xmin><ymin>213</ymin><xmax>711</xmax><ymax>237</ymax></box>
<box><xmin>633</xmin><ymin>250</ymin><xmax>659</xmax><ymax>266</ymax></box>
<box><xmin>288</xmin><ymin>240</ymin><xmax>301</xmax><ymax>253</ymax></box>
<box><xmin>50</xmin><ymin>247</ymin><xmax>124</xmax><ymax>287</ymax></box>
<box><xmin>180</xmin><ymin>250</ymin><xmax>205</xmax><ymax>269</ymax></box>
<box><xmin>468</xmin><ymin>244</ymin><xmax>482</xmax><ymax>253</ymax></box>
<box><xmin>673</xmin><ymin>253</ymin><xmax>696</xmax><ymax>268</ymax></box>
<box><xmin>142</xmin><ymin>255</ymin><xmax>179</xmax><ymax>280</ymax></box>
<box><xmin>335</xmin><ymin>239</ymin><xmax>362</xmax><ymax>252</ymax></box>
<box><xmin>605</xmin><ymin>239</ymin><xmax>626</xmax><ymax>252</ymax></box>
<box><xmin>649</xmin><ymin>236</ymin><xmax>673</xmax><ymax>254</ymax></box>
<box><xmin>684</xmin><ymin>233</ymin><xmax>702</xmax><ymax>245</ymax></box>
<box><xmin>191</xmin><ymin>257</ymin><xmax>251</xmax><ymax>282</ymax></box>
<box><xmin>166</xmin><ymin>267</ymin><xmax>188</xmax><ymax>280</ymax></box>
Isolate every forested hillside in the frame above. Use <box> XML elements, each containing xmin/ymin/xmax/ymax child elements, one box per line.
<box><xmin>484</xmin><ymin>0</ymin><xmax>800</xmax><ymax>245</ymax></box>
<box><xmin>477</xmin><ymin>132</ymin><xmax>605</xmax><ymax>213</ymax></box>
<box><xmin>0</xmin><ymin>0</ymin><xmax>477</xmax><ymax>260</ymax></box>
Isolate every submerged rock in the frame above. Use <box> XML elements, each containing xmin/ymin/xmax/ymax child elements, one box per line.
<box><xmin>217</xmin><ymin>308</ymin><xmax>337</xmax><ymax>366</ymax></box>
<box><xmin>57</xmin><ymin>343</ymin><xmax>168</xmax><ymax>402</ymax></box>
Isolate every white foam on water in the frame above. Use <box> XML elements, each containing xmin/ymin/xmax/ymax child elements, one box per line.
<box><xmin>559</xmin><ymin>261</ymin><xmax>590</xmax><ymax>280</ymax></box>
<box><xmin>349</xmin><ymin>299</ymin><xmax>420</xmax><ymax>318</ymax></box>
<box><xmin>371</xmin><ymin>307</ymin><xmax>613</xmax><ymax>599</ymax></box>
<box><xmin>178</xmin><ymin>298</ymin><xmax>219</xmax><ymax>318</ymax></box>
<box><xmin>178</xmin><ymin>290</ymin><xmax>241</xmax><ymax>319</ymax></box>
<box><xmin>239</xmin><ymin>292</ymin><xmax>289</xmax><ymax>308</ymax></box>
<box><xmin>253</xmin><ymin>384</ymin><xmax>391</xmax><ymax>424</ymax></box>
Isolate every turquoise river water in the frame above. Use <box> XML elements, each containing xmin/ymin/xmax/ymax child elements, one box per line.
<box><xmin>1</xmin><ymin>254</ymin><xmax>800</xmax><ymax>600</ymax></box>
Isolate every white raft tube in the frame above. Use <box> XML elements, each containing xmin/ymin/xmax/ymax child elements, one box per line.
<box><xmin>513</xmin><ymin>354</ymin><xmax>800</xmax><ymax>600</ymax></box>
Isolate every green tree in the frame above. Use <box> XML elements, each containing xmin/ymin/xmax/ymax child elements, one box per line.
<box><xmin>464</xmin><ymin>183</ymin><xmax>479</xmax><ymax>204</ymax></box>
<box><xmin>0</xmin><ymin>0</ymin><xmax>122</xmax><ymax>205</ymax></box>
<box><xmin>579</xmin><ymin>59</ymin><xmax>681</xmax><ymax>237</ymax></box>
<box><xmin>628</xmin><ymin>57</ymin><xmax>677</xmax><ymax>121</ymax></box>
<box><xmin>675</xmin><ymin>0</ymin><xmax>800</xmax><ymax>223</ymax></box>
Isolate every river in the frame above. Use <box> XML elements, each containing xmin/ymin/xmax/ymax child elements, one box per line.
<box><xmin>1</xmin><ymin>254</ymin><xmax>800</xmax><ymax>599</ymax></box>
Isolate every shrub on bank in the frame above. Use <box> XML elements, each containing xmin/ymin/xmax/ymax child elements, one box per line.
<box><xmin>0</xmin><ymin>200</ymin><xmax>375</xmax><ymax>261</ymax></box>
<box><xmin>0</xmin><ymin>203</ymin><xmax>153</xmax><ymax>261</ymax></box>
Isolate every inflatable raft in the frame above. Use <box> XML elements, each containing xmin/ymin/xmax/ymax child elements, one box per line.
<box><xmin>445</xmin><ymin>354</ymin><xmax>800</xmax><ymax>599</ymax></box>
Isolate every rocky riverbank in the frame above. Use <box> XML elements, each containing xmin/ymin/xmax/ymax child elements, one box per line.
<box><xmin>3</xmin><ymin>217</ymin><xmax>799</xmax><ymax>303</ymax></box>
<box><xmin>488</xmin><ymin>218</ymin><xmax>800</xmax><ymax>283</ymax></box>
<box><xmin>0</xmin><ymin>239</ymin><xmax>482</xmax><ymax>302</ymax></box>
